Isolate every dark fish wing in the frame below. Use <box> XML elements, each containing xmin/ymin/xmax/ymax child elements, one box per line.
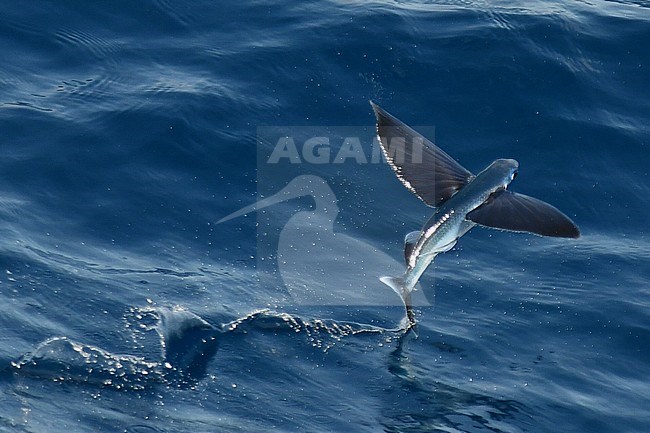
<box><xmin>466</xmin><ymin>189</ymin><xmax>580</xmax><ymax>238</ymax></box>
<box><xmin>371</xmin><ymin>101</ymin><xmax>473</xmax><ymax>207</ymax></box>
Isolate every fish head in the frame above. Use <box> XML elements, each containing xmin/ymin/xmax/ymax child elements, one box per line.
<box><xmin>479</xmin><ymin>159</ymin><xmax>519</xmax><ymax>191</ymax></box>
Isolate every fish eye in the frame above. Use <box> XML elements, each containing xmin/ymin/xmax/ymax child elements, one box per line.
<box><xmin>512</xmin><ymin>170</ymin><xmax>518</xmax><ymax>180</ymax></box>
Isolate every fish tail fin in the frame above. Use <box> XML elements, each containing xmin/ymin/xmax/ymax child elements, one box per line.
<box><xmin>380</xmin><ymin>276</ymin><xmax>416</xmax><ymax>329</ymax></box>
<box><xmin>380</xmin><ymin>275</ymin><xmax>408</xmax><ymax>298</ymax></box>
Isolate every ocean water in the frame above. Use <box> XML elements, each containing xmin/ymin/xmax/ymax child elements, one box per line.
<box><xmin>0</xmin><ymin>1</ymin><xmax>649</xmax><ymax>432</ymax></box>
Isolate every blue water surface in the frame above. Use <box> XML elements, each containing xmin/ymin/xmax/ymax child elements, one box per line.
<box><xmin>0</xmin><ymin>1</ymin><xmax>649</xmax><ymax>432</ymax></box>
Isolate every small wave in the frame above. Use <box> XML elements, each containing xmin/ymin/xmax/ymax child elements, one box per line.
<box><xmin>54</xmin><ymin>27</ymin><xmax>124</xmax><ymax>62</ymax></box>
<box><xmin>603</xmin><ymin>0</ymin><xmax>650</xmax><ymax>10</ymax></box>
<box><xmin>9</xmin><ymin>304</ymin><xmax>407</xmax><ymax>388</ymax></box>
<box><xmin>21</xmin><ymin>244</ymin><xmax>202</xmax><ymax>280</ymax></box>
<box><xmin>1</xmin><ymin>101</ymin><xmax>53</xmax><ymax>113</ymax></box>
<box><xmin>10</xmin><ymin>305</ymin><xmax>220</xmax><ymax>389</ymax></box>
<box><xmin>151</xmin><ymin>0</ymin><xmax>200</xmax><ymax>28</ymax></box>
<box><xmin>224</xmin><ymin>308</ymin><xmax>402</xmax><ymax>351</ymax></box>
<box><xmin>11</xmin><ymin>337</ymin><xmax>160</xmax><ymax>390</ymax></box>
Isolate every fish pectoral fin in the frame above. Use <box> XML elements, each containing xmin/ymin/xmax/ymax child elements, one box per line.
<box><xmin>466</xmin><ymin>190</ymin><xmax>580</xmax><ymax>238</ymax></box>
<box><xmin>371</xmin><ymin>101</ymin><xmax>474</xmax><ymax>207</ymax></box>
<box><xmin>403</xmin><ymin>231</ymin><xmax>420</xmax><ymax>265</ymax></box>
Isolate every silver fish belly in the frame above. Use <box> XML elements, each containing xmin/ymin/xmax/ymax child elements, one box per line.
<box><xmin>403</xmin><ymin>172</ymin><xmax>497</xmax><ymax>290</ymax></box>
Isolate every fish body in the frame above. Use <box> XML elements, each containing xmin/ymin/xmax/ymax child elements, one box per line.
<box><xmin>371</xmin><ymin>102</ymin><xmax>579</xmax><ymax>328</ymax></box>
<box><xmin>403</xmin><ymin>159</ymin><xmax>517</xmax><ymax>289</ymax></box>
